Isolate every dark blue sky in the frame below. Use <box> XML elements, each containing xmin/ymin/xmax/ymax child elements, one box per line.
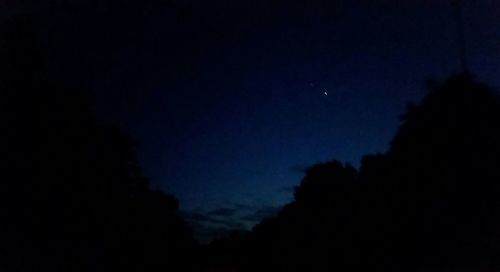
<box><xmin>5</xmin><ymin>0</ymin><xmax>499</xmax><ymax>237</ymax></box>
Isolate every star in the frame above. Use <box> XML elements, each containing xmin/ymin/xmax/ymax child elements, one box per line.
<box><xmin>324</xmin><ymin>91</ymin><xmax>328</xmax><ymax>96</ymax></box>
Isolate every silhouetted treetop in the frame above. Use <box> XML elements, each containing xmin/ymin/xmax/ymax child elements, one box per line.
<box><xmin>294</xmin><ymin>160</ymin><xmax>357</xmax><ymax>204</ymax></box>
<box><xmin>390</xmin><ymin>73</ymin><xmax>500</xmax><ymax>160</ymax></box>
<box><xmin>220</xmin><ymin>73</ymin><xmax>500</xmax><ymax>272</ymax></box>
<box><xmin>0</xmin><ymin>16</ymin><xmax>197</xmax><ymax>272</ymax></box>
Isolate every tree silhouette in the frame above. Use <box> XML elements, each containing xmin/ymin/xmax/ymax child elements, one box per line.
<box><xmin>212</xmin><ymin>73</ymin><xmax>500</xmax><ymax>272</ymax></box>
<box><xmin>0</xmin><ymin>15</ymin><xmax>197</xmax><ymax>272</ymax></box>
<box><xmin>383</xmin><ymin>73</ymin><xmax>500</xmax><ymax>270</ymax></box>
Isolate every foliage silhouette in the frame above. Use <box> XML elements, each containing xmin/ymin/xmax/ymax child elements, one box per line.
<box><xmin>0</xmin><ymin>15</ymin><xmax>197</xmax><ymax>272</ymax></box>
<box><xmin>206</xmin><ymin>74</ymin><xmax>500</xmax><ymax>272</ymax></box>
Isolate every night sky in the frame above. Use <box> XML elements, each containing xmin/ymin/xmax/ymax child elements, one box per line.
<box><xmin>4</xmin><ymin>0</ymin><xmax>499</xmax><ymax>237</ymax></box>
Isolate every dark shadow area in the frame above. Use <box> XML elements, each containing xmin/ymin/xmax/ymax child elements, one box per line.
<box><xmin>0</xmin><ymin>15</ymin><xmax>198</xmax><ymax>272</ymax></box>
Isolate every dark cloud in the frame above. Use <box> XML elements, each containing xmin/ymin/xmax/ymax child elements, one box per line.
<box><xmin>207</xmin><ymin>207</ymin><xmax>238</xmax><ymax>217</ymax></box>
<box><xmin>191</xmin><ymin>223</ymin><xmax>248</xmax><ymax>244</ymax></box>
<box><xmin>231</xmin><ymin>203</ymin><xmax>258</xmax><ymax>211</ymax></box>
<box><xmin>203</xmin><ymin>216</ymin><xmax>236</xmax><ymax>226</ymax></box>
<box><xmin>183</xmin><ymin>209</ymin><xmax>245</xmax><ymax>229</ymax></box>
<box><xmin>183</xmin><ymin>203</ymin><xmax>283</xmax><ymax>241</ymax></box>
<box><xmin>183</xmin><ymin>208</ymin><xmax>249</xmax><ymax>242</ymax></box>
<box><xmin>240</xmin><ymin>205</ymin><xmax>281</xmax><ymax>222</ymax></box>
<box><xmin>182</xmin><ymin>211</ymin><xmax>211</xmax><ymax>222</ymax></box>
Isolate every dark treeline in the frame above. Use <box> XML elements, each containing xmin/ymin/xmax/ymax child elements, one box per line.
<box><xmin>3</xmin><ymin>13</ymin><xmax>500</xmax><ymax>272</ymax></box>
<box><xmin>0</xmin><ymin>16</ymin><xmax>197</xmax><ymax>272</ymax></box>
<box><xmin>205</xmin><ymin>74</ymin><xmax>500</xmax><ymax>272</ymax></box>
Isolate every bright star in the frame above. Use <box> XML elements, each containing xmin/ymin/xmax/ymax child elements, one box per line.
<box><xmin>324</xmin><ymin>91</ymin><xmax>328</xmax><ymax>96</ymax></box>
